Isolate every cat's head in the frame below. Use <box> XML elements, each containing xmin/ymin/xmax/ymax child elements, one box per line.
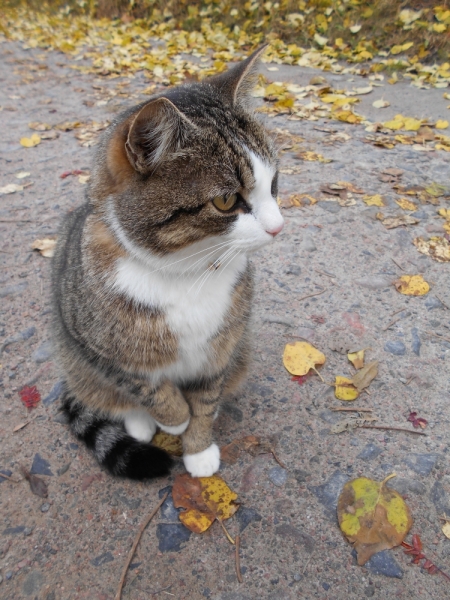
<box><xmin>91</xmin><ymin>46</ymin><xmax>284</xmax><ymax>266</ymax></box>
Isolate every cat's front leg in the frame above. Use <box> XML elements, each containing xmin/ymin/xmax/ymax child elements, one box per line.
<box><xmin>181</xmin><ymin>378</ymin><xmax>223</xmax><ymax>477</ymax></box>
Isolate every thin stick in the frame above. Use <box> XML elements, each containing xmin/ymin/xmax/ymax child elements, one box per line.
<box><xmin>391</xmin><ymin>257</ymin><xmax>405</xmax><ymax>271</ymax></box>
<box><xmin>149</xmin><ymin>585</ymin><xmax>173</xmax><ymax>596</ymax></box>
<box><xmin>115</xmin><ymin>492</ymin><xmax>168</xmax><ymax>600</ymax></box>
<box><xmin>217</xmin><ymin>517</ymin><xmax>235</xmax><ymax>545</ymax></box>
<box><xmin>0</xmin><ymin>219</ymin><xmax>34</xmax><ymax>223</ymax></box>
<box><xmin>270</xmin><ymin>447</ymin><xmax>287</xmax><ymax>469</ymax></box>
<box><xmin>382</xmin><ymin>317</ymin><xmax>402</xmax><ymax>331</ymax></box>
<box><xmin>331</xmin><ymin>407</ymin><xmax>373</xmax><ymax>412</ymax></box>
<box><xmin>296</xmin><ymin>288</ymin><xmax>327</xmax><ymax>302</ymax></box>
<box><xmin>361</xmin><ymin>425</ymin><xmax>426</xmax><ymax>436</ymax></box>
<box><xmin>0</xmin><ymin>473</ymin><xmax>20</xmax><ymax>483</ymax></box>
<box><xmin>315</xmin><ymin>269</ymin><xmax>336</xmax><ymax>279</ymax></box>
<box><xmin>426</xmin><ymin>330</ymin><xmax>450</xmax><ymax>344</ymax></box>
<box><xmin>235</xmin><ymin>534</ymin><xmax>243</xmax><ymax>583</ymax></box>
<box><xmin>390</xmin><ymin>307</ymin><xmax>407</xmax><ymax>317</ymax></box>
<box><xmin>303</xmin><ymin>552</ymin><xmax>314</xmax><ymax>574</ymax></box>
<box><xmin>436</xmin><ymin>295</ymin><xmax>450</xmax><ymax>310</ymax></box>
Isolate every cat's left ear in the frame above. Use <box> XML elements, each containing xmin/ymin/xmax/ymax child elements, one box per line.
<box><xmin>207</xmin><ymin>45</ymin><xmax>268</xmax><ymax>107</ymax></box>
<box><xmin>125</xmin><ymin>97</ymin><xmax>197</xmax><ymax>174</ymax></box>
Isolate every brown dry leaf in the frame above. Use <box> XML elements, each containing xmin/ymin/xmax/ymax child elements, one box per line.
<box><xmin>331</xmin><ymin>415</ymin><xmax>378</xmax><ymax>434</ymax></box>
<box><xmin>279</xmin><ymin>165</ymin><xmax>303</xmax><ymax>175</ymax></box>
<box><xmin>413</xmin><ymin>237</ymin><xmax>450</xmax><ymax>262</ymax></box>
<box><xmin>28</xmin><ymin>121</ymin><xmax>52</xmax><ymax>131</ymax></box>
<box><xmin>396</xmin><ymin>198</ymin><xmax>418</xmax><ymax>211</ymax></box>
<box><xmin>298</xmin><ymin>151</ymin><xmax>332</xmax><ymax>163</ymax></box>
<box><xmin>220</xmin><ymin>435</ymin><xmax>260</xmax><ymax>464</ymax></box>
<box><xmin>55</xmin><ymin>121</ymin><xmax>82</xmax><ymax>131</ymax></box>
<box><xmin>336</xmin><ymin>181</ymin><xmax>365</xmax><ymax>194</ymax></box>
<box><xmin>280</xmin><ymin>193</ymin><xmax>317</xmax><ymax>208</ymax></box>
<box><xmin>172</xmin><ymin>473</ymin><xmax>239</xmax><ymax>534</ymax></box>
<box><xmin>338</xmin><ymin>475</ymin><xmax>412</xmax><ymax>565</ymax></box>
<box><xmin>351</xmin><ymin>361</ymin><xmax>378</xmax><ymax>392</ymax></box>
<box><xmin>0</xmin><ymin>183</ymin><xmax>24</xmax><ymax>195</ymax></box>
<box><xmin>348</xmin><ymin>349</ymin><xmax>365</xmax><ymax>369</ymax></box>
<box><xmin>40</xmin><ymin>130</ymin><xmax>59</xmax><ymax>141</ymax></box>
<box><xmin>380</xmin><ymin>214</ymin><xmax>419</xmax><ymax>229</ymax></box>
<box><xmin>283</xmin><ymin>341</ymin><xmax>326</xmax><ymax>378</ymax></box>
<box><xmin>152</xmin><ymin>431</ymin><xmax>183</xmax><ymax>456</ymax></box>
<box><xmin>31</xmin><ymin>238</ymin><xmax>57</xmax><ymax>258</ymax></box>
<box><xmin>20</xmin><ymin>466</ymin><xmax>48</xmax><ymax>498</ymax></box>
<box><xmin>394</xmin><ymin>275</ymin><xmax>430</xmax><ymax>296</ymax></box>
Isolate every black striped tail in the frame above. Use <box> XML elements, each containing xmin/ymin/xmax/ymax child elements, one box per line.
<box><xmin>61</xmin><ymin>392</ymin><xmax>173</xmax><ymax>480</ymax></box>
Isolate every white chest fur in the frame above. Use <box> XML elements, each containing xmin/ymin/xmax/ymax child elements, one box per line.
<box><xmin>112</xmin><ymin>253</ymin><xmax>247</xmax><ymax>383</ymax></box>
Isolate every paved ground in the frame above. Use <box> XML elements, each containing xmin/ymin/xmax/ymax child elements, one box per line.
<box><xmin>1</xmin><ymin>39</ymin><xmax>450</xmax><ymax>600</ymax></box>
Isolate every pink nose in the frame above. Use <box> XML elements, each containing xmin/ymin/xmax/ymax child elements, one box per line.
<box><xmin>266</xmin><ymin>222</ymin><xmax>284</xmax><ymax>237</ymax></box>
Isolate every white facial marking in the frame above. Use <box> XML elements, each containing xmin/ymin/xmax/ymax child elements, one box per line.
<box><xmin>183</xmin><ymin>443</ymin><xmax>221</xmax><ymax>477</ymax></box>
<box><xmin>229</xmin><ymin>151</ymin><xmax>284</xmax><ymax>251</ymax></box>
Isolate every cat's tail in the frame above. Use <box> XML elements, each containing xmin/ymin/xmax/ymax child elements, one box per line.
<box><xmin>61</xmin><ymin>391</ymin><xmax>173</xmax><ymax>480</ymax></box>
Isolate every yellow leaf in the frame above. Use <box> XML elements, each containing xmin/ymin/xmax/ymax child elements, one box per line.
<box><xmin>283</xmin><ymin>341</ymin><xmax>325</xmax><ymax>377</ymax></box>
<box><xmin>399</xmin><ymin>9</ymin><xmax>422</xmax><ymax>25</ymax></box>
<box><xmin>403</xmin><ymin>117</ymin><xmax>422</xmax><ymax>131</ymax></box>
<box><xmin>335</xmin><ymin>376</ymin><xmax>359</xmax><ymax>401</ymax></box>
<box><xmin>414</xmin><ymin>237</ymin><xmax>450</xmax><ymax>263</ymax></box>
<box><xmin>28</xmin><ymin>122</ymin><xmax>52</xmax><ymax>131</ymax></box>
<box><xmin>443</xmin><ymin>521</ymin><xmax>450</xmax><ymax>540</ymax></box>
<box><xmin>349</xmin><ymin>25</ymin><xmax>361</xmax><ymax>34</ymax></box>
<box><xmin>436</xmin><ymin>120</ymin><xmax>449</xmax><ymax>130</ymax></box>
<box><xmin>20</xmin><ymin>133</ymin><xmax>41</xmax><ymax>148</ymax></box>
<box><xmin>172</xmin><ymin>474</ymin><xmax>239</xmax><ymax>534</ymax></box>
<box><xmin>348</xmin><ymin>350</ymin><xmax>365</xmax><ymax>369</ymax></box>
<box><xmin>438</xmin><ymin>209</ymin><xmax>450</xmax><ymax>219</ymax></box>
<box><xmin>383</xmin><ymin>118</ymin><xmax>404</xmax><ymax>130</ymax></box>
<box><xmin>333</xmin><ymin>110</ymin><xmax>362</xmax><ymax>124</ymax></box>
<box><xmin>373</xmin><ymin>99</ymin><xmax>390</xmax><ymax>108</ymax></box>
<box><xmin>152</xmin><ymin>431</ymin><xmax>183</xmax><ymax>456</ymax></box>
<box><xmin>396</xmin><ymin>198</ymin><xmax>417</xmax><ymax>211</ymax></box>
<box><xmin>338</xmin><ymin>475</ymin><xmax>413</xmax><ymax>565</ymax></box>
<box><xmin>394</xmin><ymin>274</ymin><xmax>430</xmax><ymax>296</ymax></box>
<box><xmin>433</xmin><ymin>23</ymin><xmax>447</xmax><ymax>33</ymax></box>
<box><xmin>363</xmin><ymin>194</ymin><xmax>385</xmax><ymax>207</ymax></box>
<box><xmin>31</xmin><ymin>238</ymin><xmax>57</xmax><ymax>258</ymax></box>
<box><xmin>314</xmin><ymin>33</ymin><xmax>328</xmax><ymax>46</ymax></box>
<box><xmin>298</xmin><ymin>151</ymin><xmax>331</xmax><ymax>163</ymax></box>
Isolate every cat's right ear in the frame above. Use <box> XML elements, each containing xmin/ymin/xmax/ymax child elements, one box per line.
<box><xmin>123</xmin><ymin>98</ymin><xmax>196</xmax><ymax>174</ymax></box>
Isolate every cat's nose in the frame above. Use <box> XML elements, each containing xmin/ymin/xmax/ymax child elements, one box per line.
<box><xmin>266</xmin><ymin>222</ymin><xmax>284</xmax><ymax>237</ymax></box>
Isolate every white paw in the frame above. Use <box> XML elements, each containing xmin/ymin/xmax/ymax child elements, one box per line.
<box><xmin>183</xmin><ymin>443</ymin><xmax>220</xmax><ymax>477</ymax></box>
<box><xmin>124</xmin><ymin>409</ymin><xmax>156</xmax><ymax>443</ymax></box>
<box><xmin>155</xmin><ymin>418</ymin><xmax>190</xmax><ymax>435</ymax></box>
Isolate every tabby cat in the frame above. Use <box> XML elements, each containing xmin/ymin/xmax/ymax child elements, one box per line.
<box><xmin>51</xmin><ymin>46</ymin><xmax>284</xmax><ymax>480</ymax></box>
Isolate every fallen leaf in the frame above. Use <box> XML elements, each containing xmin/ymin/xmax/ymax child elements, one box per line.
<box><xmin>348</xmin><ymin>349</ymin><xmax>365</xmax><ymax>369</ymax></box>
<box><xmin>81</xmin><ymin>473</ymin><xmax>102</xmax><ymax>491</ymax></box>
<box><xmin>413</xmin><ymin>237</ymin><xmax>450</xmax><ymax>262</ymax></box>
<box><xmin>0</xmin><ymin>183</ymin><xmax>23</xmax><ymax>195</ymax></box>
<box><xmin>396</xmin><ymin>198</ymin><xmax>417</xmax><ymax>211</ymax></box>
<box><xmin>32</xmin><ymin>238</ymin><xmax>57</xmax><ymax>258</ymax></box>
<box><xmin>20</xmin><ymin>133</ymin><xmax>41</xmax><ymax>147</ymax></box>
<box><xmin>298</xmin><ymin>151</ymin><xmax>331</xmax><ymax>163</ymax></box>
<box><xmin>349</xmin><ymin>24</ymin><xmax>362</xmax><ymax>34</ymax></box>
<box><xmin>40</xmin><ymin>130</ymin><xmax>59</xmax><ymax>141</ymax></box>
<box><xmin>338</xmin><ymin>475</ymin><xmax>412</xmax><ymax>565</ymax></box>
<box><xmin>380</xmin><ymin>215</ymin><xmax>419</xmax><ymax>229</ymax></box>
<box><xmin>402</xmin><ymin>534</ymin><xmax>450</xmax><ymax>581</ymax></box>
<box><xmin>55</xmin><ymin>121</ymin><xmax>81</xmax><ymax>131</ymax></box>
<box><xmin>220</xmin><ymin>435</ymin><xmax>260</xmax><ymax>464</ymax></box>
<box><xmin>336</xmin><ymin>181</ymin><xmax>365</xmax><ymax>194</ymax></box>
<box><xmin>407</xmin><ymin>412</ymin><xmax>428</xmax><ymax>429</ymax></box>
<box><xmin>28</xmin><ymin>121</ymin><xmax>52</xmax><ymax>131</ymax></box>
<box><xmin>372</xmin><ymin>99</ymin><xmax>390</xmax><ymax>108</ymax></box>
<box><xmin>15</xmin><ymin>171</ymin><xmax>30</xmax><ymax>179</ymax></box>
<box><xmin>20</xmin><ymin>466</ymin><xmax>48</xmax><ymax>498</ymax></box>
<box><xmin>394</xmin><ymin>275</ymin><xmax>429</xmax><ymax>296</ymax></box>
<box><xmin>13</xmin><ymin>421</ymin><xmax>32</xmax><ymax>433</ymax></box>
<box><xmin>172</xmin><ymin>473</ymin><xmax>239</xmax><ymax>534</ymax></box>
<box><xmin>435</xmin><ymin>120</ymin><xmax>449</xmax><ymax>130</ymax></box>
<box><xmin>363</xmin><ymin>194</ymin><xmax>385</xmax><ymax>207</ymax></box>
<box><xmin>19</xmin><ymin>386</ymin><xmax>41</xmax><ymax>410</ymax></box>
<box><xmin>443</xmin><ymin>522</ymin><xmax>450</xmax><ymax>540</ymax></box>
<box><xmin>152</xmin><ymin>431</ymin><xmax>183</xmax><ymax>456</ymax></box>
<box><xmin>351</xmin><ymin>361</ymin><xmax>378</xmax><ymax>392</ymax></box>
<box><xmin>335</xmin><ymin>376</ymin><xmax>359</xmax><ymax>401</ymax></box>
<box><xmin>78</xmin><ymin>174</ymin><xmax>90</xmax><ymax>184</ymax></box>
<box><xmin>309</xmin><ymin>75</ymin><xmax>328</xmax><ymax>85</ymax></box>
<box><xmin>283</xmin><ymin>341</ymin><xmax>326</xmax><ymax>377</ymax></box>
<box><xmin>438</xmin><ymin>209</ymin><xmax>450</xmax><ymax>219</ymax></box>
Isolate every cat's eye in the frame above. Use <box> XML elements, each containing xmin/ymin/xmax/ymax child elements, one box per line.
<box><xmin>212</xmin><ymin>194</ymin><xmax>238</xmax><ymax>212</ymax></box>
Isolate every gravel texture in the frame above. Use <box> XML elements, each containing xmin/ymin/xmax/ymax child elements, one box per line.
<box><xmin>1</xmin><ymin>40</ymin><xmax>450</xmax><ymax>600</ymax></box>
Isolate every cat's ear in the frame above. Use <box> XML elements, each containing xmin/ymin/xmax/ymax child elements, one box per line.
<box><xmin>125</xmin><ymin>98</ymin><xmax>196</xmax><ymax>173</ymax></box>
<box><xmin>208</xmin><ymin>45</ymin><xmax>267</xmax><ymax>107</ymax></box>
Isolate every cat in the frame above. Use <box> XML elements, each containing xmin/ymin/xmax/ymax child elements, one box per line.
<box><xmin>51</xmin><ymin>46</ymin><xmax>284</xmax><ymax>480</ymax></box>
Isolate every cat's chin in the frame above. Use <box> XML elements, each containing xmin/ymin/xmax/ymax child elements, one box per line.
<box><xmin>183</xmin><ymin>443</ymin><xmax>221</xmax><ymax>477</ymax></box>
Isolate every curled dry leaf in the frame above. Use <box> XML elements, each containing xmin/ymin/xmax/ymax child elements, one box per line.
<box><xmin>220</xmin><ymin>435</ymin><xmax>260</xmax><ymax>464</ymax></box>
<box><xmin>0</xmin><ymin>183</ymin><xmax>23</xmax><ymax>195</ymax></box>
<box><xmin>348</xmin><ymin>349</ymin><xmax>365</xmax><ymax>369</ymax></box>
<box><xmin>338</xmin><ymin>475</ymin><xmax>412</xmax><ymax>565</ymax></box>
<box><xmin>396</xmin><ymin>198</ymin><xmax>417</xmax><ymax>211</ymax></box>
<box><xmin>415</xmin><ymin>236</ymin><xmax>450</xmax><ymax>263</ymax></box>
<box><xmin>20</xmin><ymin>466</ymin><xmax>48</xmax><ymax>498</ymax></box>
<box><xmin>283</xmin><ymin>341</ymin><xmax>326</xmax><ymax>378</ymax></box>
<box><xmin>152</xmin><ymin>431</ymin><xmax>183</xmax><ymax>456</ymax></box>
<box><xmin>351</xmin><ymin>360</ymin><xmax>378</xmax><ymax>392</ymax></box>
<box><xmin>394</xmin><ymin>275</ymin><xmax>429</xmax><ymax>296</ymax></box>
<box><xmin>28</xmin><ymin>121</ymin><xmax>52</xmax><ymax>131</ymax></box>
<box><xmin>372</xmin><ymin>99</ymin><xmax>390</xmax><ymax>108</ymax></box>
<box><xmin>32</xmin><ymin>238</ymin><xmax>57</xmax><ymax>258</ymax></box>
<box><xmin>172</xmin><ymin>473</ymin><xmax>239</xmax><ymax>534</ymax></box>
<box><xmin>380</xmin><ymin>215</ymin><xmax>419</xmax><ymax>229</ymax></box>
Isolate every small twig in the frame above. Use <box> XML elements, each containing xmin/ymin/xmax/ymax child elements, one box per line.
<box><xmin>361</xmin><ymin>425</ymin><xmax>426</xmax><ymax>435</ymax></box>
<box><xmin>296</xmin><ymin>288</ymin><xmax>327</xmax><ymax>302</ymax></box>
<box><xmin>331</xmin><ymin>407</ymin><xmax>373</xmax><ymax>412</ymax></box>
<box><xmin>235</xmin><ymin>534</ymin><xmax>243</xmax><ymax>583</ymax></box>
<box><xmin>382</xmin><ymin>317</ymin><xmax>402</xmax><ymax>331</ymax></box>
<box><xmin>390</xmin><ymin>307</ymin><xmax>407</xmax><ymax>317</ymax></box>
<box><xmin>315</xmin><ymin>269</ymin><xmax>336</xmax><ymax>279</ymax></box>
<box><xmin>115</xmin><ymin>492</ymin><xmax>168</xmax><ymax>600</ymax></box>
<box><xmin>403</xmin><ymin>376</ymin><xmax>413</xmax><ymax>386</ymax></box>
<box><xmin>436</xmin><ymin>295</ymin><xmax>450</xmax><ymax>310</ymax></box>
<box><xmin>149</xmin><ymin>585</ymin><xmax>173</xmax><ymax>596</ymax></box>
<box><xmin>426</xmin><ymin>330</ymin><xmax>450</xmax><ymax>344</ymax></box>
<box><xmin>270</xmin><ymin>447</ymin><xmax>287</xmax><ymax>469</ymax></box>
<box><xmin>391</xmin><ymin>257</ymin><xmax>405</xmax><ymax>271</ymax></box>
<box><xmin>0</xmin><ymin>473</ymin><xmax>20</xmax><ymax>483</ymax></box>
<box><xmin>303</xmin><ymin>551</ymin><xmax>314</xmax><ymax>574</ymax></box>
<box><xmin>216</xmin><ymin>517</ymin><xmax>235</xmax><ymax>545</ymax></box>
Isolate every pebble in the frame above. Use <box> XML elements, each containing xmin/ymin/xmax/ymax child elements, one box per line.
<box><xmin>285</xmin><ymin>264</ymin><xmax>301</xmax><ymax>276</ymax></box>
<box><xmin>431</xmin><ymin>481</ymin><xmax>450</xmax><ymax>515</ymax></box>
<box><xmin>405</xmin><ymin>453</ymin><xmax>438</xmax><ymax>476</ymax></box>
<box><xmin>0</xmin><ymin>283</ymin><xmax>28</xmax><ymax>298</ymax></box>
<box><xmin>159</xmin><ymin>490</ymin><xmax>181</xmax><ymax>522</ymax></box>
<box><xmin>388</xmin><ymin>478</ymin><xmax>426</xmax><ymax>496</ymax></box>
<box><xmin>293</xmin><ymin>573</ymin><xmax>302</xmax><ymax>582</ymax></box>
<box><xmin>268</xmin><ymin>466</ymin><xmax>287</xmax><ymax>487</ymax></box>
<box><xmin>301</xmin><ymin>235</ymin><xmax>317</xmax><ymax>252</ymax></box>
<box><xmin>91</xmin><ymin>552</ymin><xmax>114</xmax><ymax>567</ymax></box>
<box><xmin>156</xmin><ymin>523</ymin><xmax>191</xmax><ymax>552</ymax></box>
<box><xmin>57</xmin><ymin>462</ymin><xmax>71</xmax><ymax>476</ymax></box>
<box><xmin>0</xmin><ymin>469</ymin><xmax>13</xmax><ymax>484</ymax></box>
<box><xmin>357</xmin><ymin>443</ymin><xmax>383</xmax><ymax>461</ymax></box>
<box><xmin>40</xmin><ymin>503</ymin><xmax>50</xmax><ymax>513</ymax></box>
<box><xmin>355</xmin><ymin>549</ymin><xmax>403</xmax><ymax>579</ymax></box>
<box><xmin>411</xmin><ymin>327</ymin><xmax>421</xmax><ymax>356</ymax></box>
<box><xmin>384</xmin><ymin>340</ymin><xmax>406</xmax><ymax>356</ymax></box>
<box><xmin>320</xmin><ymin>202</ymin><xmax>341</xmax><ymax>214</ymax></box>
<box><xmin>43</xmin><ymin>381</ymin><xmax>64</xmax><ymax>405</ymax></box>
<box><xmin>0</xmin><ymin>326</ymin><xmax>36</xmax><ymax>354</ymax></box>
<box><xmin>275</xmin><ymin>524</ymin><xmax>315</xmax><ymax>554</ymax></box>
<box><xmin>236</xmin><ymin>507</ymin><xmax>262</xmax><ymax>532</ymax></box>
<box><xmin>3</xmin><ymin>526</ymin><xmax>25</xmax><ymax>535</ymax></box>
<box><xmin>293</xmin><ymin>469</ymin><xmax>310</xmax><ymax>483</ymax></box>
<box><xmin>31</xmin><ymin>453</ymin><xmax>53</xmax><ymax>476</ymax></box>
<box><xmin>310</xmin><ymin>471</ymin><xmax>349</xmax><ymax>520</ymax></box>
<box><xmin>221</xmin><ymin>402</ymin><xmax>243</xmax><ymax>423</ymax></box>
<box><xmin>5</xmin><ymin>571</ymin><xmax>13</xmax><ymax>580</ymax></box>
<box><xmin>354</xmin><ymin>276</ymin><xmax>392</xmax><ymax>290</ymax></box>
<box><xmin>22</xmin><ymin>570</ymin><xmax>44</xmax><ymax>596</ymax></box>
<box><xmin>23</xmin><ymin>527</ymin><xmax>33</xmax><ymax>536</ymax></box>
<box><xmin>32</xmin><ymin>340</ymin><xmax>54</xmax><ymax>363</ymax></box>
